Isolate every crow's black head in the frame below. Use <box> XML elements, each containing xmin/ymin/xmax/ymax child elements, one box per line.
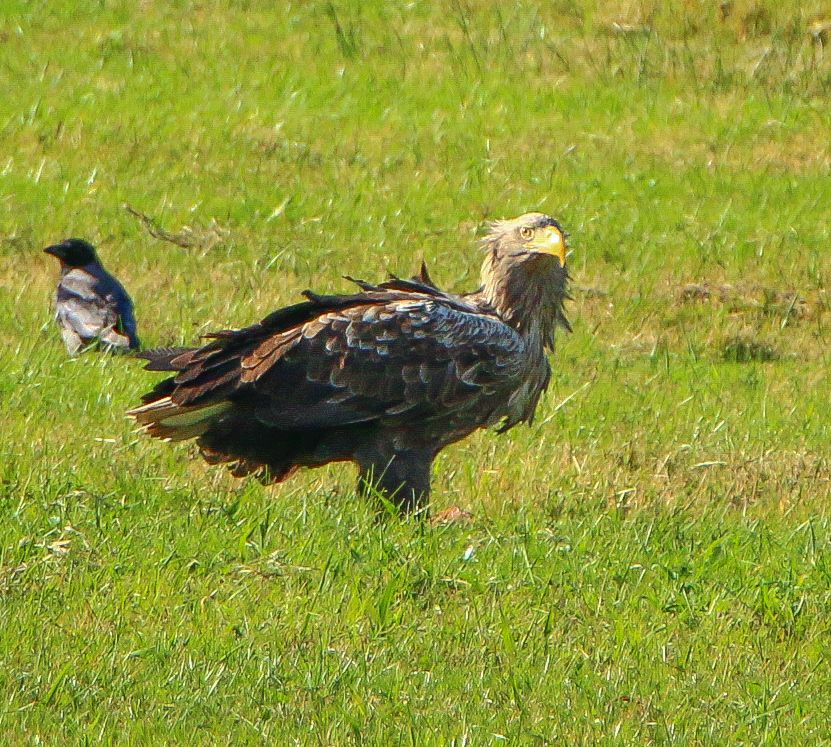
<box><xmin>44</xmin><ymin>238</ymin><xmax>99</xmax><ymax>267</ymax></box>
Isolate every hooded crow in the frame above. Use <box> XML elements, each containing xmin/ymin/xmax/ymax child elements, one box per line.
<box><xmin>44</xmin><ymin>238</ymin><xmax>140</xmax><ymax>354</ymax></box>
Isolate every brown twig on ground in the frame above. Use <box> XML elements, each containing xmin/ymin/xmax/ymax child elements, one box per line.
<box><xmin>124</xmin><ymin>204</ymin><xmax>228</xmax><ymax>250</ymax></box>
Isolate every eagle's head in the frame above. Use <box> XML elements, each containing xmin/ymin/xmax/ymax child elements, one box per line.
<box><xmin>479</xmin><ymin>212</ymin><xmax>571</xmax><ymax>346</ymax></box>
<box><xmin>482</xmin><ymin>212</ymin><xmax>569</xmax><ymax>269</ymax></box>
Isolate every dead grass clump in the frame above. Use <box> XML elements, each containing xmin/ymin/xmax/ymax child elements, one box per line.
<box><xmin>679</xmin><ymin>282</ymin><xmax>736</xmax><ymax>303</ymax></box>
<box><xmin>679</xmin><ymin>282</ymin><xmax>813</xmax><ymax>323</ymax></box>
<box><xmin>721</xmin><ymin>334</ymin><xmax>779</xmax><ymax>362</ymax></box>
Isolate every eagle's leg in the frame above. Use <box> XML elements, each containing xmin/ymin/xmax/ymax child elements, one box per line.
<box><xmin>356</xmin><ymin>448</ymin><xmax>433</xmax><ymax>515</ymax></box>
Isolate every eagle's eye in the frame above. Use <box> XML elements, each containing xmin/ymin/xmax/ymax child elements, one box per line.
<box><xmin>519</xmin><ymin>226</ymin><xmax>534</xmax><ymax>240</ymax></box>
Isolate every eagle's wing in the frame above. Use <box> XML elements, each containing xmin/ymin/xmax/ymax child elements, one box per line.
<box><xmin>250</xmin><ymin>298</ymin><xmax>527</xmax><ymax>429</ymax></box>
<box><xmin>131</xmin><ymin>292</ymin><xmax>527</xmax><ymax>441</ymax></box>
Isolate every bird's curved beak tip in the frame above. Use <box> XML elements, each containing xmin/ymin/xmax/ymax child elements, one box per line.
<box><xmin>530</xmin><ymin>226</ymin><xmax>568</xmax><ymax>266</ymax></box>
<box><xmin>43</xmin><ymin>246</ymin><xmax>61</xmax><ymax>258</ymax></box>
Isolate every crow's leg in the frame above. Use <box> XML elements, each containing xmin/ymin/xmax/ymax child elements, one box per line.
<box><xmin>60</xmin><ymin>326</ymin><xmax>84</xmax><ymax>356</ymax></box>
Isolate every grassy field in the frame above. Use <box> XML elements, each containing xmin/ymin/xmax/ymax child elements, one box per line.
<box><xmin>2</xmin><ymin>0</ymin><xmax>831</xmax><ymax>743</ymax></box>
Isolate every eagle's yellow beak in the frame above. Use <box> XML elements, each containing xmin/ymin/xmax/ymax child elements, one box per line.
<box><xmin>529</xmin><ymin>226</ymin><xmax>567</xmax><ymax>266</ymax></box>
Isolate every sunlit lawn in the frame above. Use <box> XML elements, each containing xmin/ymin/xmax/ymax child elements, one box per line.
<box><xmin>1</xmin><ymin>1</ymin><xmax>831</xmax><ymax>743</ymax></box>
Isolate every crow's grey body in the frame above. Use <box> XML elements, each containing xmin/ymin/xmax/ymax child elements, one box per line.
<box><xmin>45</xmin><ymin>239</ymin><xmax>139</xmax><ymax>354</ymax></box>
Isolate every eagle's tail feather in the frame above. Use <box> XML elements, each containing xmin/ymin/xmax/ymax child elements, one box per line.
<box><xmin>130</xmin><ymin>395</ymin><xmax>325</xmax><ymax>484</ymax></box>
<box><xmin>135</xmin><ymin>347</ymin><xmax>197</xmax><ymax>371</ymax></box>
<box><xmin>128</xmin><ymin>397</ymin><xmax>232</xmax><ymax>441</ymax></box>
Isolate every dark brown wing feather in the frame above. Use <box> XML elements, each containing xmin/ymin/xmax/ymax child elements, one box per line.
<box><xmin>130</xmin><ymin>273</ymin><xmax>531</xmax><ymax>477</ymax></box>
<box><xmin>241</xmin><ymin>298</ymin><xmax>526</xmax><ymax>430</ymax></box>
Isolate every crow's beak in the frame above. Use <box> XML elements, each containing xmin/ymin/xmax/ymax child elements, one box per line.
<box><xmin>43</xmin><ymin>245</ymin><xmax>63</xmax><ymax>259</ymax></box>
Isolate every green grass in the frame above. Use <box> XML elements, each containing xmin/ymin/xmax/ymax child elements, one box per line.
<box><xmin>2</xmin><ymin>0</ymin><xmax>831</xmax><ymax>743</ymax></box>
